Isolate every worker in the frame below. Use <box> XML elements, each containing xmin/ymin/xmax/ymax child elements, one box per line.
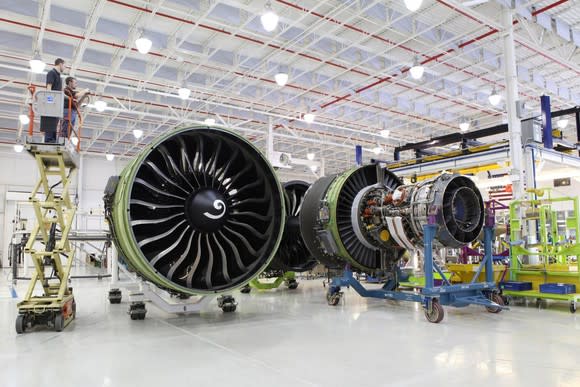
<box><xmin>62</xmin><ymin>77</ymin><xmax>89</xmax><ymax>139</ymax></box>
<box><xmin>40</xmin><ymin>58</ymin><xmax>65</xmax><ymax>143</ymax></box>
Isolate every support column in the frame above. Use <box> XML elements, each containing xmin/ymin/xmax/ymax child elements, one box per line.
<box><xmin>75</xmin><ymin>154</ymin><xmax>84</xmax><ymax>268</ymax></box>
<box><xmin>111</xmin><ymin>244</ymin><xmax>119</xmax><ymax>285</ymax></box>
<box><xmin>540</xmin><ymin>95</ymin><xmax>553</xmax><ymax>149</ymax></box>
<box><xmin>266</xmin><ymin>117</ymin><xmax>274</xmax><ymax>159</ymax></box>
<box><xmin>502</xmin><ymin>6</ymin><xmax>525</xmax><ymax>199</ymax></box>
<box><xmin>576</xmin><ymin>111</ymin><xmax>580</xmax><ymax>157</ymax></box>
<box><xmin>355</xmin><ymin>145</ymin><xmax>362</xmax><ymax>166</ymax></box>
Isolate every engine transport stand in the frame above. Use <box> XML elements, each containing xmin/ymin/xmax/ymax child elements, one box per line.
<box><xmin>107</xmin><ymin>250</ymin><xmax>237</xmax><ymax>320</ymax></box>
<box><xmin>16</xmin><ymin>142</ymin><xmax>79</xmax><ymax>333</ymax></box>
<box><xmin>326</xmin><ymin>223</ymin><xmax>507</xmax><ymax>323</ymax></box>
<box><xmin>240</xmin><ymin>271</ymin><xmax>298</xmax><ymax>294</ymax></box>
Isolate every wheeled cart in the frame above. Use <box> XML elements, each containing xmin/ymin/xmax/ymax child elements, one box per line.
<box><xmin>326</xmin><ymin>224</ymin><xmax>507</xmax><ymax>323</ymax></box>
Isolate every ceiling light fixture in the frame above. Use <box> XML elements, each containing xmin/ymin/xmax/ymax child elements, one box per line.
<box><xmin>13</xmin><ymin>141</ymin><xmax>24</xmax><ymax>153</ymax></box>
<box><xmin>106</xmin><ymin>153</ymin><xmax>115</xmax><ymax>161</ymax></box>
<box><xmin>29</xmin><ymin>51</ymin><xmax>46</xmax><ymax>74</ymax></box>
<box><xmin>303</xmin><ymin>112</ymin><xmax>315</xmax><ymax>124</ymax></box>
<box><xmin>19</xmin><ymin>114</ymin><xmax>30</xmax><ymax>125</ymax></box>
<box><xmin>309</xmin><ymin>164</ymin><xmax>318</xmax><ymax>172</ymax></box>
<box><xmin>409</xmin><ymin>57</ymin><xmax>424</xmax><ymax>80</ymax></box>
<box><xmin>404</xmin><ymin>0</ymin><xmax>424</xmax><ymax>12</ymax></box>
<box><xmin>306</xmin><ymin>152</ymin><xmax>315</xmax><ymax>161</ymax></box>
<box><xmin>274</xmin><ymin>72</ymin><xmax>288</xmax><ymax>86</ymax></box>
<box><xmin>204</xmin><ymin>118</ymin><xmax>216</xmax><ymax>125</ymax></box>
<box><xmin>177</xmin><ymin>85</ymin><xmax>191</xmax><ymax>100</ymax></box>
<box><xmin>380</xmin><ymin>129</ymin><xmax>390</xmax><ymax>138</ymax></box>
<box><xmin>557</xmin><ymin>118</ymin><xmax>569</xmax><ymax>129</ymax></box>
<box><xmin>261</xmin><ymin>1</ymin><xmax>279</xmax><ymax>32</ymax></box>
<box><xmin>488</xmin><ymin>87</ymin><xmax>502</xmax><ymax>106</ymax></box>
<box><xmin>94</xmin><ymin>100</ymin><xmax>107</xmax><ymax>112</ymax></box>
<box><xmin>133</xmin><ymin>129</ymin><xmax>143</xmax><ymax>139</ymax></box>
<box><xmin>372</xmin><ymin>146</ymin><xmax>382</xmax><ymax>155</ymax></box>
<box><xmin>459</xmin><ymin>118</ymin><xmax>470</xmax><ymax>132</ymax></box>
<box><xmin>135</xmin><ymin>35</ymin><xmax>152</xmax><ymax>54</ymax></box>
<box><xmin>70</xmin><ymin>136</ymin><xmax>79</xmax><ymax>146</ymax></box>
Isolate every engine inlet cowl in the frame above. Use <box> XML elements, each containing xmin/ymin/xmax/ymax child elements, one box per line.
<box><xmin>105</xmin><ymin>126</ymin><xmax>285</xmax><ymax>295</ymax></box>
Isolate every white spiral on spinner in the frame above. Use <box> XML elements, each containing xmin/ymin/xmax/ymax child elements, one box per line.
<box><xmin>203</xmin><ymin>199</ymin><xmax>226</xmax><ymax>219</ymax></box>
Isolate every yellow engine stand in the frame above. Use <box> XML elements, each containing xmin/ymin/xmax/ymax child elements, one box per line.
<box><xmin>16</xmin><ymin>142</ymin><xmax>79</xmax><ymax>333</ymax></box>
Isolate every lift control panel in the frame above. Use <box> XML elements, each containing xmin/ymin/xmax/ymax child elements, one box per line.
<box><xmin>33</xmin><ymin>90</ymin><xmax>64</xmax><ymax>118</ymax></box>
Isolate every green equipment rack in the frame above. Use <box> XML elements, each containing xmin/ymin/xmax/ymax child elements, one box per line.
<box><xmin>505</xmin><ymin>189</ymin><xmax>580</xmax><ymax>312</ymax></box>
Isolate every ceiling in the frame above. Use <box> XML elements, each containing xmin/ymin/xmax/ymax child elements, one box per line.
<box><xmin>0</xmin><ymin>0</ymin><xmax>578</xmax><ymax>177</ymax></box>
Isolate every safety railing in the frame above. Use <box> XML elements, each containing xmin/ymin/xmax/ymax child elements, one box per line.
<box><xmin>26</xmin><ymin>85</ymin><xmax>83</xmax><ymax>152</ymax></box>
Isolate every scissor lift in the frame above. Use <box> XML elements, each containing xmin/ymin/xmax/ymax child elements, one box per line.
<box><xmin>15</xmin><ymin>142</ymin><xmax>79</xmax><ymax>333</ymax></box>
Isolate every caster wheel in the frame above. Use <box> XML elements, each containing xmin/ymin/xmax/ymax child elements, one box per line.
<box><xmin>129</xmin><ymin>302</ymin><xmax>147</xmax><ymax>320</ymax></box>
<box><xmin>287</xmin><ymin>280</ymin><xmax>298</xmax><ymax>290</ymax></box>
<box><xmin>54</xmin><ymin>313</ymin><xmax>64</xmax><ymax>332</ymax></box>
<box><xmin>108</xmin><ymin>289</ymin><xmax>122</xmax><ymax>304</ymax></box>
<box><xmin>570</xmin><ymin>302</ymin><xmax>577</xmax><ymax>314</ymax></box>
<box><xmin>424</xmin><ymin>300</ymin><xmax>444</xmax><ymax>323</ymax></box>
<box><xmin>327</xmin><ymin>293</ymin><xmax>341</xmax><ymax>306</ymax></box>
<box><xmin>222</xmin><ymin>304</ymin><xmax>237</xmax><ymax>313</ymax></box>
<box><xmin>130</xmin><ymin>311</ymin><xmax>147</xmax><ymax>320</ymax></box>
<box><xmin>501</xmin><ymin>295</ymin><xmax>510</xmax><ymax>306</ymax></box>
<box><xmin>240</xmin><ymin>286</ymin><xmax>251</xmax><ymax>294</ymax></box>
<box><xmin>486</xmin><ymin>293</ymin><xmax>504</xmax><ymax>314</ymax></box>
<box><xmin>15</xmin><ymin>314</ymin><xmax>26</xmax><ymax>334</ymax></box>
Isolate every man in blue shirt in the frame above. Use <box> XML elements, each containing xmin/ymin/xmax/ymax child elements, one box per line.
<box><xmin>40</xmin><ymin>58</ymin><xmax>65</xmax><ymax>143</ymax></box>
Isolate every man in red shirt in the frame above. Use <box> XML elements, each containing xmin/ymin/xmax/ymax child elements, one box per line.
<box><xmin>62</xmin><ymin>76</ymin><xmax>89</xmax><ymax>139</ymax></box>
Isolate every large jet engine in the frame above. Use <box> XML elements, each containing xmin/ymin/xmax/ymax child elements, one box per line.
<box><xmin>300</xmin><ymin>165</ymin><xmax>484</xmax><ymax>273</ymax></box>
<box><xmin>104</xmin><ymin>125</ymin><xmax>285</xmax><ymax>296</ymax></box>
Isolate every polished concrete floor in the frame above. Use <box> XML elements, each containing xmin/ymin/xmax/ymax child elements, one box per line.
<box><xmin>1</xmin><ymin>268</ymin><xmax>580</xmax><ymax>387</ymax></box>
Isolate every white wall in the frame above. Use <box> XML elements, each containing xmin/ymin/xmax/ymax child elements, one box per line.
<box><xmin>0</xmin><ymin>149</ymin><xmax>128</xmax><ymax>267</ymax></box>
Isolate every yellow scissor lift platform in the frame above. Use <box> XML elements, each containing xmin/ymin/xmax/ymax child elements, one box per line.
<box><xmin>15</xmin><ymin>141</ymin><xmax>79</xmax><ymax>333</ymax></box>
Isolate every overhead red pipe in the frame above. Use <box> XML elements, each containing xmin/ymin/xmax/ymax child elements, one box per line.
<box><xmin>1</xmin><ymin>0</ymin><xmax>573</xmax><ymax>144</ymax></box>
<box><xmin>532</xmin><ymin>0</ymin><xmax>569</xmax><ymax>15</ymax></box>
<box><xmin>4</xmin><ymin>0</ymin><xmax>485</xmax><ymax>120</ymax></box>
<box><xmin>0</xmin><ymin>78</ymin><xmax>390</xmax><ymax>145</ymax></box>
<box><xmin>5</xmin><ymin>0</ymin><xmax>569</xmax><ymax>122</ymax></box>
<box><xmin>0</xmin><ymin>42</ymin><xmax>462</xmax><ymax>131</ymax></box>
<box><xmin>19</xmin><ymin>0</ymin><xmax>559</xmax><ymax>127</ymax></box>
<box><xmin>276</xmin><ymin>0</ymin><xmax>506</xmax><ymax>100</ymax></box>
<box><xmin>103</xmin><ymin>0</ymin><xmax>497</xmax><ymax>116</ymax></box>
<box><xmin>277</xmin><ymin>0</ymin><xmax>572</xmax><ymax>111</ymax></box>
<box><xmin>437</xmin><ymin>0</ymin><xmax>576</xmax><ymax>75</ymax></box>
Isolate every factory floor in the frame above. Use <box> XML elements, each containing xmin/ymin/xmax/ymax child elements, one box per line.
<box><xmin>1</xmin><ymin>267</ymin><xmax>579</xmax><ymax>387</ymax></box>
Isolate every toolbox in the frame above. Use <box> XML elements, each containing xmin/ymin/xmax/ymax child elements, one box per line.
<box><xmin>539</xmin><ymin>283</ymin><xmax>576</xmax><ymax>294</ymax></box>
<box><xmin>499</xmin><ymin>281</ymin><xmax>533</xmax><ymax>291</ymax></box>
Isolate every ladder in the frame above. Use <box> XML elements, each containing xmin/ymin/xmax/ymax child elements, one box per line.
<box><xmin>16</xmin><ymin>142</ymin><xmax>79</xmax><ymax>333</ymax></box>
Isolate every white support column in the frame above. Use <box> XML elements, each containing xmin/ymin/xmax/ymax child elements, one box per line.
<box><xmin>267</xmin><ymin>116</ymin><xmax>274</xmax><ymax>159</ymax></box>
<box><xmin>77</xmin><ymin>154</ymin><xmax>84</xmax><ymax>212</ymax></box>
<box><xmin>75</xmin><ymin>154</ymin><xmax>84</xmax><ymax>268</ymax></box>
<box><xmin>110</xmin><ymin>244</ymin><xmax>119</xmax><ymax>285</ymax></box>
<box><xmin>502</xmin><ymin>6</ymin><xmax>525</xmax><ymax>200</ymax></box>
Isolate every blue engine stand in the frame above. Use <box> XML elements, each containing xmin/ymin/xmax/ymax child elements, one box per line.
<box><xmin>326</xmin><ymin>224</ymin><xmax>508</xmax><ymax>323</ymax></box>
